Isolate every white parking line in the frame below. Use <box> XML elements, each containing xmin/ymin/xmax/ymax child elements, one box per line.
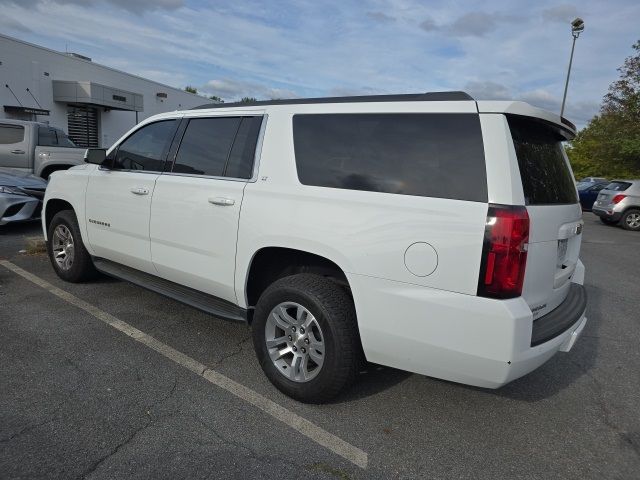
<box><xmin>0</xmin><ymin>260</ymin><xmax>368</xmax><ymax>469</ymax></box>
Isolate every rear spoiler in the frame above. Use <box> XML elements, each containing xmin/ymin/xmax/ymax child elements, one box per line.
<box><xmin>476</xmin><ymin>101</ymin><xmax>577</xmax><ymax>141</ymax></box>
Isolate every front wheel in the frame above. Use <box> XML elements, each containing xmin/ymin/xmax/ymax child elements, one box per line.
<box><xmin>252</xmin><ymin>273</ymin><xmax>362</xmax><ymax>403</ymax></box>
<box><xmin>621</xmin><ymin>209</ymin><xmax>640</xmax><ymax>231</ymax></box>
<box><xmin>47</xmin><ymin>210</ymin><xmax>96</xmax><ymax>282</ymax></box>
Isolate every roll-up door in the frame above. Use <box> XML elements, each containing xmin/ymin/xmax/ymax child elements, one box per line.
<box><xmin>67</xmin><ymin>105</ymin><xmax>99</xmax><ymax>148</ymax></box>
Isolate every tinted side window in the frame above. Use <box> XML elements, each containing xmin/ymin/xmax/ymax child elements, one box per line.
<box><xmin>173</xmin><ymin>117</ymin><xmax>241</xmax><ymax>176</ymax></box>
<box><xmin>225</xmin><ymin>117</ymin><xmax>262</xmax><ymax>179</ymax></box>
<box><xmin>293</xmin><ymin>113</ymin><xmax>487</xmax><ymax>202</ymax></box>
<box><xmin>38</xmin><ymin>127</ymin><xmax>58</xmax><ymax>146</ymax></box>
<box><xmin>114</xmin><ymin>120</ymin><xmax>177</xmax><ymax>171</ymax></box>
<box><xmin>508</xmin><ymin>116</ymin><xmax>578</xmax><ymax>205</ymax></box>
<box><xmin>0</xmin><ymin>125</ymin><xmax>25</xmax><ymax>144</ymax></box>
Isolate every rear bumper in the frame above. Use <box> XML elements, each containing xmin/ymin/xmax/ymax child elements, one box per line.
<box><xmin>592</xmin><ymin>206</ymin><xmax>622</xmax><ymax>222</ymax></box>
<box><xmin>349</xmin><ymin>260</ymin><xmax>587</xmax><ymax>389</ymax></box>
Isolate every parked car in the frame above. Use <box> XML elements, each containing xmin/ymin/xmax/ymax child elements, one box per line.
<box><xmin>42</xmin><ymin>92</ymin><xmax>587</xmax><ymax>403</ymax></box>
<box><xmin>0</xmin><ymin>120</ymin><xmax>85</xmax><ymax>179</ymax></box>
<box><xmin>0</xmin><ymin>167</ymin><xmax>47</xmax><ymax>225</ymax></box>
<box><xmin>592</xmin><ymin>180</ymin><xmax>640</xmax><ymax>230</ymax></box>
<box><xmin>578</xmin><ymin>181</ymin><xmax>609</xmax><ymax>211</ymax></box>
<box><xmin>579</xmin><ymin>177</ymin><xmax>608</xmax><ymax>184</ymax></box>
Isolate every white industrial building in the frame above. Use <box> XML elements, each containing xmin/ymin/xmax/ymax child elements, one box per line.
<box><xmin>0</xmin><ymin>34</ymin><xmax>207</xmax><ymax>148</ymax></box>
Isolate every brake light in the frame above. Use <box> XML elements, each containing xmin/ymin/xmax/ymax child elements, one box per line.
<box><xmin>612</xmin><ymin>194</ymin><xmax>626</xmax><ymax>204</ymax></box>
<box><xmin>477</xmin><ymin>204</ymin><xmax>529</xmax><ymax>299</ymax></box>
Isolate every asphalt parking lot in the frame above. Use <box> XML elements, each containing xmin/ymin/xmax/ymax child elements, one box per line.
<box><xmin>1</xmin><ymin>214</ymin><xmax>639</xmax><ymax>479</ymax></box>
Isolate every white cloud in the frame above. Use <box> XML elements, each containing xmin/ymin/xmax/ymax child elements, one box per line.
<box><xmin>449</xmin><ymin>12</ymin><xmax>498</xmax><ymax>37</ymax></box>
<box><xmin>0</xmin><ymin>0</ymin><xmax>184</xmax><ymax>14</ymax></box>
<box><xmin>366</xmin><ymin>11</ymin><xmax>395</xmax><ymax>23</ymax></box>
<box><xmin>1</xmin><ymin>0</ymin><xmax>637</xmax><ymax>130</ymax></box>
<box><xmin>465</xmin><ymin>80</ymin><xmax>512</xmax><ymax>100</ymax></box>
<box><xmin>542</xmin><ymin>4</ymin><xmax>580</xmax><ymax>23</ymax></box>
<box><xmin>203</xmin><ymin>79</ymin><xmax>298</xmax><ymax>101</ymax></box>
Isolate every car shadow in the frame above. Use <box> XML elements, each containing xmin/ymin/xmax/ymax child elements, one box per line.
<box><xmin>0</xmin><ymin>221</ymin><xmax>42</xmax><ymax>236</ymax></box>
<box><xmin>328</xmin><ymin>363</ymin><xmax>413</xmax><ymax>404</ymax></box>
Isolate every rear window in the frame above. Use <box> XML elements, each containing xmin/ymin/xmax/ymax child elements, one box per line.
<box><xmin>508</xmin><ymin>116</ymin><xmax>578</xmax><ymax>205</ymax></box>
<box><xmin>293</xmin><ymin>113</ymin><xmax>487</xmax><ymax>202</ymax></box>
<box><xmin>605</xmin><ymin>181</ymin><xmax>632</xmax><ymax>191</ymax></box>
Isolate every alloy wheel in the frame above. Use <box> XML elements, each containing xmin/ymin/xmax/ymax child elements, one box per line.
<box><xmin>265</xmin><ymin>302</ymin><xmax>325</xmax><ymax>382</ymax></box>
<box><xmin>52</xmin><ymin>224</ymin><xmax>75</xmax><ymax>271</ymax></box>
<box><xmin>625</xmin><ymin>212</ymin><xmax>640</xmax><ymax>229</ymax></box>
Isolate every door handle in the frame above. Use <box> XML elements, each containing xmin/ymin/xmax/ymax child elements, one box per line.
<box><xmin>208</xmin><ymin>197</ymin><xmax>235</xmax><ymax>206</ymax></box>
<box><xmin>130</xmin><ymin>187</ymin><xmax>149</xmax><ymax>195</ymax></box>
<box><xmin>11</xmin><ymin>149</ymin><xmax>25</xmax><ymax>154</ymax></box>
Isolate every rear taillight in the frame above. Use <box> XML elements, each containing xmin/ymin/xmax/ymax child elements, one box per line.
<box><xmin>612</xmin><ymin>194</ymin><xmax>626</xmax><ymax>204</ymax></box>
<box><xmin>477</xmin><ymin>204</ymin><xmax>529</xmax><ymax>299</ymax></box>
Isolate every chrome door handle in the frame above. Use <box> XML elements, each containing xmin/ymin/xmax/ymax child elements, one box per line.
<box><xmin>11</xmin><ymin>149</ymin><xmax>25</xmax><ymax>154</ymax></box>
<box><xmin>208</xmin><ymin>197</ymin><xmax>235</xmax><ymax>206</ymax></box>
<box><xmin>130</xmin><ymin>187</ymin><xmax>149</xmax><ymax>195</ymax></box>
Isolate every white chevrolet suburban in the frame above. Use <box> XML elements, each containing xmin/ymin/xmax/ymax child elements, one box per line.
<box><xmin>42</xmin><ymin>92</ymin><xmax>588</xmax><ymax>403</ymax></box>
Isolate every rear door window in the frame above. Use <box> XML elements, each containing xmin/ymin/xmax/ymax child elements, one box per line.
<box><xmin>508</xmin><ymin>116</ymin><xmax>578</xmax><ymax>205</ymax></box>
<box><xmin>171</xmin><ymin>116</ymin><xmax>262</xmax><ymax>179</ymax></box>
<box><xmin>173</xmin><ymin>117</ymin><xmax>241</xmax><ymax>176</ymax></box>
<box><xmin>293</xmin><ymin>113</ymin><xmax>487</xmax><ymax>202</ymax></box>
<box><xmin>225</xmin><ymin>117</ymin><xmax>262</xmax><ymax>179</ymax></box>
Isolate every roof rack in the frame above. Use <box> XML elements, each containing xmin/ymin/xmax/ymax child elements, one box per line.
<box><xmin>192</xmin><ymin>91</ymin><xmax>474</xmax><ymax>110</ymax></box>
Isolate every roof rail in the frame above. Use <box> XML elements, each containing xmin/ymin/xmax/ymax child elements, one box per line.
<box><xmin>192</xmin><ymin>91</ymin><xmax>474</xmax><ymax>110</ymax></box>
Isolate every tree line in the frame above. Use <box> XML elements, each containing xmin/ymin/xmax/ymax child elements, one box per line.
<box><xmin>567</xmin><ymin>40</ymin><xmax>640</xmax><ymax>180</ymax></box>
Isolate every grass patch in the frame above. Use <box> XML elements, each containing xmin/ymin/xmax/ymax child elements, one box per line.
<box><xmin>24</xmin><ymin>236</ymin><xmax>46</xmax><ymax>255</ymax></box>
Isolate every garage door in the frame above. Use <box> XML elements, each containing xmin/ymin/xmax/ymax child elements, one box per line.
<box><xmin>67</xmin><ymin>105</ymin><xmax>99</xmax><ymax>148</ymax></box>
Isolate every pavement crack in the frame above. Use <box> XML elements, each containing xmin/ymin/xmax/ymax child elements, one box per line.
<box><xmin>212</xmin><ymin>332</ymin><xmax>252</xmax><ymax>367</ymax></box>
<box><xmin>76</xmin><ymin>377</ymin><xmax>182</xmax><ymax>479</ymax></box>
<box><xmin>570</xmin><ymin>358</ymin><xmax>639</xmax><ymax>458</ymax></box>
<box><xmin>190</xmin><ymin>413</ymin><xmax>293</xmax><ymax>467</ymax></box>
<box><xmin>0</xmin><ymin>418</ymin><xmax>56</xmax><ymax>444</ymax></box>
<box><xmin>77</xmin><ymin>420</ymin><xmax>151</xmax><ymax>480</ymax></box>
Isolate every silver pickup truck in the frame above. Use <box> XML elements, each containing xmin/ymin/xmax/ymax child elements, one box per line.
<box><xmin>0</xmin><ymin>119</ymin><xmax>85</xmax><ymax>178</ymax></box>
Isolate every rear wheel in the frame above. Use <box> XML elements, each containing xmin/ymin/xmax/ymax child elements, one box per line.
<box><xmin>252</xmin><ymin>273</ymin><xmax>362</xmax><ymax>403</ymax></box>
<box><xmin>600</xmin><ymin>217</ymin><xmax>618</xmax><ymax>226</ymax></box>
<box><xmin>47</xmin><ymin>210</ymin><xmax>96</xmax><ymax>282</ymax></box>
<box><xmin>621</xmin><ymin>209</ymin><xmax>640</xmax><ymax>231</ymax></box>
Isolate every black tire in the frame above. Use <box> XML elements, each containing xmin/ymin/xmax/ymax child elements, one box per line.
<box><xmin>47</xmin><ymin>210</ymin><xmax>96</xmax><ymax>282</ymax></box>
<box><xmin>252</xmin><ymin>273</ymin><xmax>362</xmax><ymax>403</ymax></box>
<box><xmin>600</xmin><ymin>217</ymin><xmax>618</xmax><ymax>226</ymax></box>
<box><xmin>621</xmin><ymin>209</ymin><xmax>640</xmax><ymax>231</ymax></box>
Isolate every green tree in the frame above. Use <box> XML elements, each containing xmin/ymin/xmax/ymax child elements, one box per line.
<box><xmin>239</xmin><ymin>97</ymin><xmax>258</xmax><ymax>104</ymax></box>
<box><xmin>184</xmin><ymin>86</ymin><xmax>198</xmax><ymax>94</ymax></box>
<box><xmin>208</xmin><ymin>95</ymin><xmax>224</xmax><ymax>103</ymax></box>
<box><xmin>567</xmin><ymin>40</ymin><xmax>640</xmax><ymax>179</ymax></box>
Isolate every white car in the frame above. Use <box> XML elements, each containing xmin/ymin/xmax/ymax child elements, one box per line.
<box><xmin>42</xmin><ymin>92</ymin><xmax>587</xmax><ymax>403</ymax></box>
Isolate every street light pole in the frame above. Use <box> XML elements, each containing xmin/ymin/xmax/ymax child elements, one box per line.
<box><xmin>560</xmin><ymin>17</ymin><xmax>584</xmax><ymax>118</ymax></box>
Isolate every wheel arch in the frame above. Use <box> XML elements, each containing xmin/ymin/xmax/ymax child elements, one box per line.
<box><xmin>241</xmin><ymin>246</ymin><xmax>352</xmax><ymax>319</ymax></box>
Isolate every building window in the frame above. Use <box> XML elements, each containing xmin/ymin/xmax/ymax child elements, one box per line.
<box><xmin>67</xmin><ymin>105</ymin><xmax>99</xmax><ymax>148</ymax></box>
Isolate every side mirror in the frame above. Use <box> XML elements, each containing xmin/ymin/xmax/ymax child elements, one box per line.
<box><xmin>84</xmin><ymin>148</ymin><xmax>107</xmax><ymax>165</ymax></box>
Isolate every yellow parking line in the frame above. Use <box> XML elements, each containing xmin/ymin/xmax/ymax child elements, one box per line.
<box><xmin>0</xmin><ymin>260</ymin><xmax>368</xmax><ymax>469</ymax></box>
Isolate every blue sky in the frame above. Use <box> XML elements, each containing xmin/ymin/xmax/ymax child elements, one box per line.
<box><xmin>1</xmin><ymin>0</ymin><xmax>638</xmax><ymax>127</ymax></box>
